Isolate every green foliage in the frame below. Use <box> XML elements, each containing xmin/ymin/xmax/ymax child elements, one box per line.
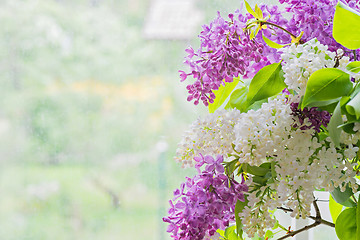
<box><xmin>333</xmin><ymin>2</ymin><xmax>360</xmax><ymax>50</ymax></box>
<box><xmin>291</xmin><ymin>31</ymin><xmax>304</xmax><ymax>44</ymax></box>
<box><xmin>225</xmin><ymin>63</ymin><xmax>286</xmax><ymax>113</ymax></box>
<box><xmin>225</xmin><ymin>86</ymin><xmax>249</xmax><ymax>112</ymax></box>
<box><xmin>242</xmin><ymin>163</ymin><xmax>270</xmax><ymax>176</ymax></box>
<box><xmin>330</xmin><ymin>184</ymin><xmax>356</xmax><ymax>207</ymax></box>
<box><xmin>347</xmin><ymin>61</ymin><xmax>360</xmax><ymax>73</ymax></box>
<box><xmin>225</xmin><ymin>225</ymin><xmax>242</xmax><ymax>240</ymax></box>
<box><xmin>304</xmin><ymin>98</ymin><xmax>340</xmax><ymax>111</ymax></box>
<box><xmin>301</xmin><ymin>68</ymin><xmax>352</xmax><ymax>109</ymax></box>
<box><xmin>265</xmin><ymin>230</ymin><xmax>274</xmax><ymax>239</ymax></box>
<box><xmin>246</xmin><ymin>62</ymin><xmax>286</xmax><ymax>107</ymax></box>
<box><xmin>254</xmin><ymin>4</ymin><xmax>263</xmax><ymax>20</ymax></box>
<box><xmin>262</xmin><ymin>33</ymin><xmax>287</xmax><ymax>49</ymax></box>
<box><xmin>209</xmin><ymin>78</ymin><xmax>240</xmax><ymax>113</ymax></box>
<box><xmin>328</xmin><ymin>102</ymin><xmax>343</xmax><ymax>147</ymax></box>
<box><xmin>329</xmin><ymin>194</ymin><xmax>344</xmax><ymax>223</ymax></box>
<box><xmin>250</xmin><ymin>234</ymin><xmax>266</xmax><ymax>240</ymax></box>
<box><xmin>235</xmin><ymin>199</ymin><xmax>247</xmax><ymax>239</ymax></box>
<box><xmin>238</xmin><ymin>162</ymin><xmax>275</xmax><ymax>187</ymax></box>
<box><xmin>335</xmin><ymin>208</ymin><xmax>357</xmax><ymax>240</ymax></box>
<box><xmin>244</xmin><ymin>1</ymin><xmax>257</xmax><ymax>19</ymax></box>
<box><xmin>346</xmin><ymin>91</ymin><xmax>360</xmax><ymax>119</ymax></box>
<box><xmin>218</xmin><ymin>225</ymin><xmax>243</xmax><ymax>240</ymax></box>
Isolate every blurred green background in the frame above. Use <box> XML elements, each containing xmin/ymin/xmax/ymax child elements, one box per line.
<box><xmin>0</xmin><ymin>0</ymin><xmax>239</xmax><ymax>239</ymax></box>
<box><xmin>0</xmin><ymin>0</ymin><xmax>335</xmax><ymax>239</ymax></box>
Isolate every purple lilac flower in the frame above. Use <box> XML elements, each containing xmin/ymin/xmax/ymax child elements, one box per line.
<box><xmin>290</xmin><ymin>102</ymin><xmax>331</xmax><ymax>132</ymax></box>
<box><xmin>280</xmin><ymin>0</ymin><xmax>360</xmax><ymax>55</ymax></box>
<box><xmin>163</xmin><ymin>154</ymin><xmax>248</xmax><ymax>240</ymax></box>
<box><xmin>181</xmin><ymin>6</ymin><xmax>291</xmax><ymax>106</ymax></box>
<box><xmin>345</xmin><ymin>0</ymin><xmax>360</xmax><ymax>10</ymax></box>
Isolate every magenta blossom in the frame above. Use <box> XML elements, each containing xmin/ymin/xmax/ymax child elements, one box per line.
<box><xmin>180</xmin><ymin>6</ymin><xmax>291</xmax><ymax>106</ymax></box>
<box><xmin>290</xmin><ymin>102</ymin><xmax>331</xmax><ymax>132</ymax></box>
<box><xmin>163</xmin><ymin>154</ymin><xmax>248</xmax><ymax>240</ymax></box>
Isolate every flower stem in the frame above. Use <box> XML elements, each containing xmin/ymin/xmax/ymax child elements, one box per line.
<box><xmin>261</xmin><ymin>21</ymin><xmax>300</xmax><ymax>42</ymax></box>
<box><xmin>354</xmin><ymin>50</ymin><xmax>358</xmax><ymax>61</ymax></box>
<box><xmin>351</xmin><ymin>195</ymin><xmax>358</xmax><ymax>204</ymax></box>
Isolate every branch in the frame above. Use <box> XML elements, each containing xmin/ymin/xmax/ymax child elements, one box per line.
<box><xmin>308</xmin><ymin>216</ymin><xmax>335</xmax><ymax>228</ymax></box>
<box><xmin>277</xmin><ymin>221</ymin><xmax>321</xmax><ymax>240</ymax></box>
<box><xmin>313</xmin><ymin>200</ymin><xmax>321</xmax><ymax>219</ymax></box>
<box><xmin>276</xmin><ymin>200</ymin><xmax>335</xmax><ymax>239</ymax></box>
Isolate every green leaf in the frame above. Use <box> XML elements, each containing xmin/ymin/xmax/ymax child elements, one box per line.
<box><xmin>339</xmin><ymin>122</ymin><xmax>357</xmax><ymax>134</ymax></box>
<box><xmin>246</xmin><ymin>62</ymin><xmax>286</xmax><ymax>107</ymax></box>
<box><xmin>217</xmin><ymin>229</ymin><xmax>226</xmax><ymax>239</ymax></box>
<box><xmin>340</xmin><ymin>96</ymin><xmax>356</xmax><ymax>123</ymax></box>
<box><xmin>250</xmin><ymin>29</ymin><xmax>255</xmax><ymax>40</ymax></box>
<box><xmin>346</xmin><ymin>91</ymin><xmax>360</xmax><ymax>119</ymax></box>
<box><xmin>262</xmin><ymin>33</ymin><xmax>287</xmax><ymax>49</ymax></box>
<box><xmin>225</xmin><ymin>225</ymin><xmax>242</xmax><ymax>240</ymax></box>
<box><xmin>235</xmin><ymin>198</ymin><xmax>247</xmax><ymax>239</ymax></box>
<box><xmin>265</xmin><ymin>230</ymin><xmax>274</xmax><ymax>239</ymax></box>
<box><xmin>225</xmin><ymin>86</ymin><xmax>249</xmax><ymax>112</ymax></box>
<box><xmin>225</xmin><ymin>159</ymin><xmax>239</xmax><ymax>176</ymax></box>
<box><xmin>331</xmin><ymin>184</ymin><xmax>355</xmax><ymax>206</ymax></box>
<box><xmin>244</xmin><ymin>1</ymin><xmax>257</xmax><ymax>18</ymax></box>
<box><xmin>335</xmin><ymin>208</ymin><xmax>357</xmax><ymax>240</ymax></box>
<box><xmin>259</xmin><ymin>162</ymin><xmax>271</xmax><ymax>169</ymax></box>
<box><xmin>305</xmin><ymin>98</ymin><xmax>341</xmax><ymax>109</ymax></box>
<box><xmin>270</xmin><ymin>161</ymin><xmax>276</xmax><ymax>178</ymax></box>
<box><xmin>242</xmin><ymin>163</ymin><xmax>270</xmax><ymax>176</ymax></box>
<box><xmin>318</xmin><ymin>132</ymin><xmax>329</xmax><ymax>142</ymax></box>
<box><xmin>291</xmin><ymin>31</ymin><xmax>304</xmax><ymax>44</ymax></box>
<box><xmin>252</xmin><ymin>235</ymin><xmax>265</xmax><ymax>240</ymax></box>
<box><xmin>272</xmin><ymin>220</ymin><xmax>288</xmax><ymax>232</ymax></box>
<box><xmin>329</xmin><ymin>194</ymin><xmax>344</xmax><ymax>223</ymax></box>
<box><xmin>351</xmin><ymin>83</ymin><xmax>360</xmax><ymax>98</ymax></box>
<box><xmin>252</xmin><ymin>176</ymin><xmax>267</xmax><ymax>185</ymax></box>
<box><xmin>333</xmin><ymin>2</ymin><xmax>360</xmax><ymax>50</ymax></box>
<box><xmin>347</xmin><ymin>61</ymin><xmax>360</xmax><ymax>73</ymax></box>
<box><xmin>209</xmin><ymin>78</ymin><xmax>239</xmax><ymax>113</ymax></box>
<box><xmin>247</xmin><ymin>99</ymin><xmax>267</xmax><ymax>111</ymax></box>
<box><xmin>301</xmin><ymin>68</ymin><xmax>352</xmax><ymax>109</ymax></box>
<box><xmin>254</xmin><ymin>4</ymin><xmax>263</xmax><ymax>19</ymax></box>
<box><xmin>328</xmin><ymin>101</ymin><xmax>343</xmax><ymax>147</ymax></box>
<box><xmin>317</xmin><ymin>100</ymin><xmax>339</xmax><ymax>113</ymax></box>
<box><xmin>235</xmin><ymin>198</ymin><xmax>248</xmax><ymax>215</ymax></box>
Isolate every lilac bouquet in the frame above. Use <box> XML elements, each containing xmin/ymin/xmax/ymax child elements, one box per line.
<box><xmin>164</xmin><ymin>0</ymin><xmax>360</xmax><ymax>239</ymax></box>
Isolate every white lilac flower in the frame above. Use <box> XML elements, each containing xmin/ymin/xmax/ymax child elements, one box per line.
<box><xmin>233</xmin><ymin>95</ymin><xmax>293</xmax><ymax>166</ymax></box>
<box><xmin>281</xmin><ymin>39</ymin><xmax>337</xmax><ymax>96</ymax></box>
<box><xmin>175</xmin><ymin>109</ymin><xmax>240</xmax><ymax>167</ymax></box>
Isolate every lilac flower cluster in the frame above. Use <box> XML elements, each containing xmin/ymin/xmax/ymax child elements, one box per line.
<box><xmin>290</xmin><ymin>102</ymin><xmax>331</xmax><ymax>132</ymax></box>
<box><xmin>345</xmin><ymin>0</ymin><xmax>360</xmax><ymax>10</ymax></box>
<box><xmin>181</xmin><ymin>6</ymin><xmax>290</xmax><ymax>106</ymax></box>
<box><xmin>163</xmin><ymin>154</ymin><xmax>248</xmax><ymax>240</ymax></box>
<box><xmin>280</xmin><ymin>0</ymin><xmax>360</xmax><ymax>56</ymax></box>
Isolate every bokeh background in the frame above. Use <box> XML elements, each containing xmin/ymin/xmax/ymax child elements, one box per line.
<box><xmin>0</xmin><ymin>0</ymin><xmax>336</xmax><ymax>239</ymax></box>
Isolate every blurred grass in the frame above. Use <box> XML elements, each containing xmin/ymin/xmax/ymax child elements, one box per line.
<box><xmin>0</xmin><ymin>163</ymin><xmax>195</xmax><ymax>240</ymax></box>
